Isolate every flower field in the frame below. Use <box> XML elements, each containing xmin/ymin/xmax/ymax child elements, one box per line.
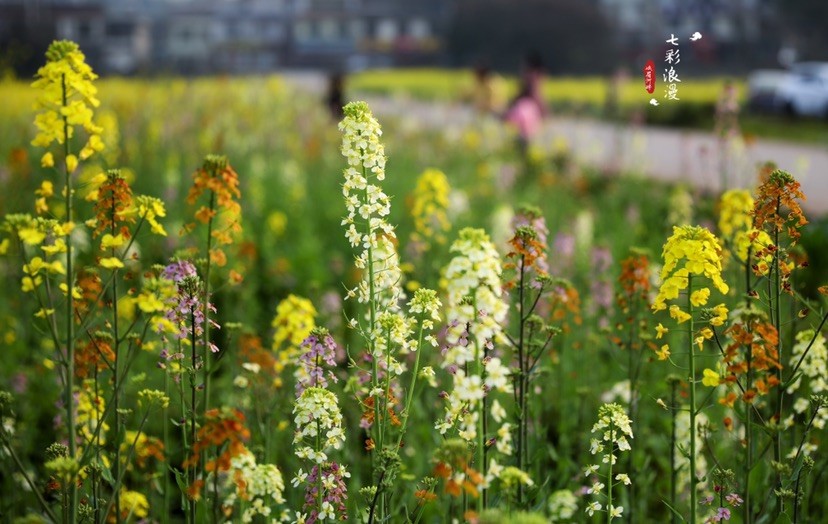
<box><xmin>0</xmin><ymin>42</ymin><xmax>826</xmax><ymax>523</ymax></box>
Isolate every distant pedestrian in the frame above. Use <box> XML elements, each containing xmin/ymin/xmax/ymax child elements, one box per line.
<box><xmin>520</xmin><ymin>50</ymin><xmax>547</xmax><ymax>118</ymax></box>
<box><xmin>504</xmin><ymin>51</ymin><xmax>547</xmax><ymax>160</ymax></box>
<box><xmin>715</xmin><ymin>80</ymin><xmax>741</xmax><ymax>189</ymax></box>
<box><xmin>504</xmin><ymin>83</ymin><xmax>544</xmax><ymax>158</ymax></box>
<box><xmin>326</xmin><ymin>72</ymin><xmax>346</xmax><ymax>120</ymax></box>
<box><xmin>714</xmin><ymin>80</ymin><xmax>740</xmax><ymax>139</ymax></box>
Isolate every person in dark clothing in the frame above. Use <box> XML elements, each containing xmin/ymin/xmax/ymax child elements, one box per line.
<box><xmin>326</xmin><ymin>72</ymin><xmax>346</xmax><ymax>120</ymax></box>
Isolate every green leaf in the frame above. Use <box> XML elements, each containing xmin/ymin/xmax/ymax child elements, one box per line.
<box><xmin>661</xmin><ymin>499</ymin><xmax>686</xmax><ymax>522</ymax></box>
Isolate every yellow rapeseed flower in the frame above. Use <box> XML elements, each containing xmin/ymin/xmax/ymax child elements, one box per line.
<box><xmin>689</xmin><ymin>288</ymin><xmax>710</xmax><ymax>307</ymax></box>
<box><xmin>410</xmin><ymin>168</ymin><xmax>451</xmax><ymax>248</ymax></box>
<box><xmin>18</xmin><ymin>226</ymin><xmax>46</xmax><ymax>246</ymax></box>
<box><xmin>709</xmin><ymin>304</ymin><xmax>728</xmax><ymax>327</ymax></box>
<box><xmin>271</xmin><ymin>294</ymin><xmax>317</xmax><ymax>353</ymax></box>
<box><xmin>733</xmin><ymin>228</ymin><xmax>773</xmax><ymax>267</ymax></box>
<box><xmin>99</xmin><ymin>257</ymin><xmax>124</xmax><ymax>269</ymax></box>
<box><xmin>118</xmin><ymin>489</ymin><xmax>150</xmax><ymax>519</ymax></box>
<box><xmin>100</xmin><ymin>233</ymin><xmax>126</xmax><ymax>249</ymax></box>
<box><xmin>653</xmin><ymin>225</ymin><xmax>729</xmax><ymax>316</ymax></box>
<box><xmin>31</xmin><ymin>40</ymin><xmax>103</xmax><ymax>164</ymax></box>
<box><xmin>701</xmin><ymin>369</ymin><xmax>720</xmax><ymax>387</ymax></box>
<box><xmin>132</xmin><ymin>195</ymin><xmax>167</xmax><ymax>236</ymax></box>
<box><xmin>135</xmin><ymin>292</ymin><xmax>164</xmax><ymax>314</ymax></box>
<box><xmin>718</xmin><ymin>189</ymin><xmax>753</xmax><ymax>239</ymax></box>
<box><xmin>41</xmin><ymin>152</ymin><xmax>54</xmax><ymax>168</ymax></box>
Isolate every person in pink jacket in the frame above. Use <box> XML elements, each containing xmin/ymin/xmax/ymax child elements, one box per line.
<box><xmin>504</xmin><ymin>51</ymin><xmax>547</xmax><ymax>158</ymax></box>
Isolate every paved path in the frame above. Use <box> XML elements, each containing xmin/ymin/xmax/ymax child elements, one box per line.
<box><xmin>364</xmin><ymin>97</ymin><xmax>828</xmax><ymax>216</ymax></box>
<box><xmin>285</xmin><ymin>72</ymin><xmax>828</xmax><ymax>215</ymax></box>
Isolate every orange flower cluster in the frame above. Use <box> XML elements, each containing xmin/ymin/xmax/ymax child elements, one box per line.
<box><xmin>414</xmin><ymin>489</ymin><xmax>437</xmax><ymax>504</ymax></box>
<box><xmin>183</xmin><ymin>408</ymin><xmax>250</xmax><ymax>498</ymax></box>
<box><xmin>74</xmin><ymin>270</ymin><xmax>102</xmax><ymax>320</ymax></box>
<box><xmin>186</xmin><ymin>155</ymin><xmax>242</xmax><ymax>267</ymax></box>
<box><xmin>720</xmin><ymin>317</ymin><xmax>782</xmax><ymax>406</ymax></box>
<box><xmin>361</xmin><ymin>391</ymin><xmax>402</xmax><ymax>431</ymax></box>
<box><xmin>434</xmin><ymin>460</ymin><xmax>483</xmax><ymax>498</ymax></box>
<box><xmin>93</xmin><ymin>170</ymin><xmax>134</xmax><ymax>239</ymax></box>
<box><xmin>503</xmin><ymin>226</ymin><xmax>548</xmax><ymax>291</ymax></box>
<box><xmin>238</xmin><ymin>334</ymin><xmax>278</xmax><ymax>386</ymax></box>
<box><xmin>618</xmin><ymin>252</ymin><xmax>651</xmax><ymax>304</ymax></box>
<box><xmin>122</xmin><ymin>431</ymin><xmax>166</xmax><ymax>470</ymax></box>
<box><xmin>74</xmin><ymin>335</ymin><xmax>114</xmax><ymax>379</ymax></box>
<box><xmin>549</xmin><ymin>284</ymin><xmax>582</xmax><ymax>333</ymax></box>
<box><xmin>751</xmin><ymin>170</ymin><xmax>807</xmax><ymax>293</ymax></box>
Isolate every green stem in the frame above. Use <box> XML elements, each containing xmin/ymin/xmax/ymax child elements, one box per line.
<box><xmin>396</xmin><ymin>320</ymin><xmax>426</xmax><ymax>449</ymax></box>
<box><xmin>626</xmin><ymin>297</ymin><xmax>639</xmax><ymax>524</ymax></box>
<box><xmin>516</xmin><ymin>254</ymin><xmax>526</xmax><ymax>506</ymax></box>
<box><xmin>670</xmin><ymin>380</ymin><xmax>678</xmax><ymax>524</ymax></box>
<box><xmin>381</xmin><ymin>325</ymin><xmax>392</xmax><ymax>453</ymax></box>
<box><xmin>745</xmin><ymin>318</ymin><xmax>753</xmax><ymax>524</ymax></box>
<box><xmin>316</xmin><ymin>420</ymin><xmax>323</xmax><ymax>519</ymax></box>
<box><xmin>189</xmin><ymin>308</ymin><xmax>198</xmax><ymax>522</ymax></box>
<box><xmin>103</xmin><ymin>410</ymin><xmax>151</xmax><ymax>520</ymax></box>
<box><xmin>688</xmin><ymin>275</ymin><xmax>697</xmax><ymax>524</ymax></box>
<box><xmin>773</xmin><ymin>199</ymin><xmax>782</xmax><ymax>475</ymax></box>
<box><xmin>360</xmin><ymin>167</ymin><xmax>380</xmax><ymax>464</ymax></box>
<box><xmin>111</xmin><ymin>202</ymin><xmax>122</xmax><ymax>524</ymax></box>
<box><xmin>93</xmin><ymin>367</ymin><xmax>103</xmax><ymax>523</ymax></box>
<box><xmin>0</xmin><ymin>433</ymin><xmax>59</xmax><ymax>522</ymax></box>
<box><xmin>200</xmin><ymin>189</ymin><xmax>216</xmax><ymax>516</ymax></box>
<box><xmin>201</xmin><ymin>189</ymin><xmax>215</xmax><ymax>432</ymax></box>
<box><xmin>607</xmin><ymin>416</ymin><xmax>614</xmax><ymax>524</ymax></box>
<box><xmin>473</xmin><ymin>308</ymin><xmax>486</xmax><ymax>514</ymax></box>
<box><xmin>61</xmin><ymin>71</ymin><xmax>78</xmax><ymax>524</ymax></box>
<box><xmin>163</xmin><ymin>370</ymin><xmax>171</xmax><ymax>524</ymax></box>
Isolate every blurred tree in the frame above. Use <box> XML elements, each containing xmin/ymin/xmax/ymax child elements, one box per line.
<box><xmin>447</xmin><ymin>0</ymin><xmax>618</xmax><ymax>74</ymax></box>
<box><xmin>773</xmin><ymin>0</ymin><xmax>828</xmax><ymax>61</ymax></box>
<box><xmin>0</xmin><ymin>4</ymin><xmax>56</xmax><ymax>78</ymax></box>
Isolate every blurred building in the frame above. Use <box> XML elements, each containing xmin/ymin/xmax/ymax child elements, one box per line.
<box><xmin>0</xmin><ymin>0</ymin><xmax>450</xmax><ymax>75</ymax></box>
<box><xmin>597</xmin><ymin>0</ymin><xmax>771</xmax><ymax>68</ymax></box>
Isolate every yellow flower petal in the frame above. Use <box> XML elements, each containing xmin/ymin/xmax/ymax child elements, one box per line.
<box><xmin>99</xmin><ymin>257</ymin><xmax>124</xmax><ymax>269</ymax></box>
<box><xmin>41</xmin><ymin>152</ymin><xmax>54</xmax><ymax>168</ymax></box>
<box><xmin>100</xmin><ymin>233</ymin><xmax>126</xmax><ymax>249</ymax></box>
<box><xmin>702</xmin><ymin>368</ymin><xmax>720</xmax><ymax>387</ymax></box>
<box><xmin>66</xmin><ymin>154</ymin><xmax>78</xmax><ymax>173</ymax></box>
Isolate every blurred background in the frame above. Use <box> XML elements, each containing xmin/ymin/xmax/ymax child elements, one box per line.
<box><xmin>0</xmin><ymin>0</ymin><xmax>825</xmax><ymax>77</ymax></box>
<box><xmin>3</xmin><ymin>0</ymin><xmax>826</xmax><ymax>206</ymax></box>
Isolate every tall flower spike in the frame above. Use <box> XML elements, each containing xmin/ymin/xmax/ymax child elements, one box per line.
<box><xmin>652</xmin><ymin>225</ymin><xmax>727</xmax><ymax>523</ymax></box>
<box><xmin>339</xmin><ymin>101</ymin><xmax>403</xmax><ymax>311</ymax></box>
<box><xmin>292</xmin><ymin>329</ymin><xmax>348</xmax><ymax>523</ymax></box>
<box><xmin>186</xmin><ymin>154</ymin><xmax>242</xmax><ymax>267</ymax></box>
<box><xmin>653</xmin><ymin>225</ymin><xmax>729</xmax><ymax>315</ymax></box>
<box><xmin>717</xmin><ymin>189</ymin><xmax>773</xmax><ymax>267</ymax></box>
<box><xmin>718</xmin><ymin>189</ymin><xmax>754</xmax><ymax>240</ymax></box>
<box><xmin>444</xmin><ymin>228</ymin><xmax>508</xmax><ymax>357</ymax></box>
<box><xmin>751</xmin><ymin>169</ymin><xmax>807</xmax><ymax>293</ymax></box>
<box><xmin>32</xmin><ymin>40</ymin><xmax>104</xmax><ymax>165</ymax></box>
<box><xmin>584</xmin><ymin>403</ymin><xmax>634</xmax><ymax>521</ymax></box>
<box><xmin>409</xmin><ymin>168</ymin><xmax>451</xmax><ymax>252</ymax></box>
<box><xmin>438</xmin><ymin>227</ymin><xmax>509</xmax><ymax>508</ymax></box>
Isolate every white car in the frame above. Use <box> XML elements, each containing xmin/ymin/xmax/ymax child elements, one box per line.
<box><xmin>774</xmin><ymin>62</ymin><xmax>828</xmax><ymax>118</ymax></box>
<box><xmin>746</xmin><ymin>69</ymin><xmax>788</xmax><ymax>113</ymax></box>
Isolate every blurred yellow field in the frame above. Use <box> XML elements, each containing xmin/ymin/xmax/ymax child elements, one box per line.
<box><xmin>349</xmin><ymin>68</ymin><xmax>745</xmax><ymax>107</ymax></box>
